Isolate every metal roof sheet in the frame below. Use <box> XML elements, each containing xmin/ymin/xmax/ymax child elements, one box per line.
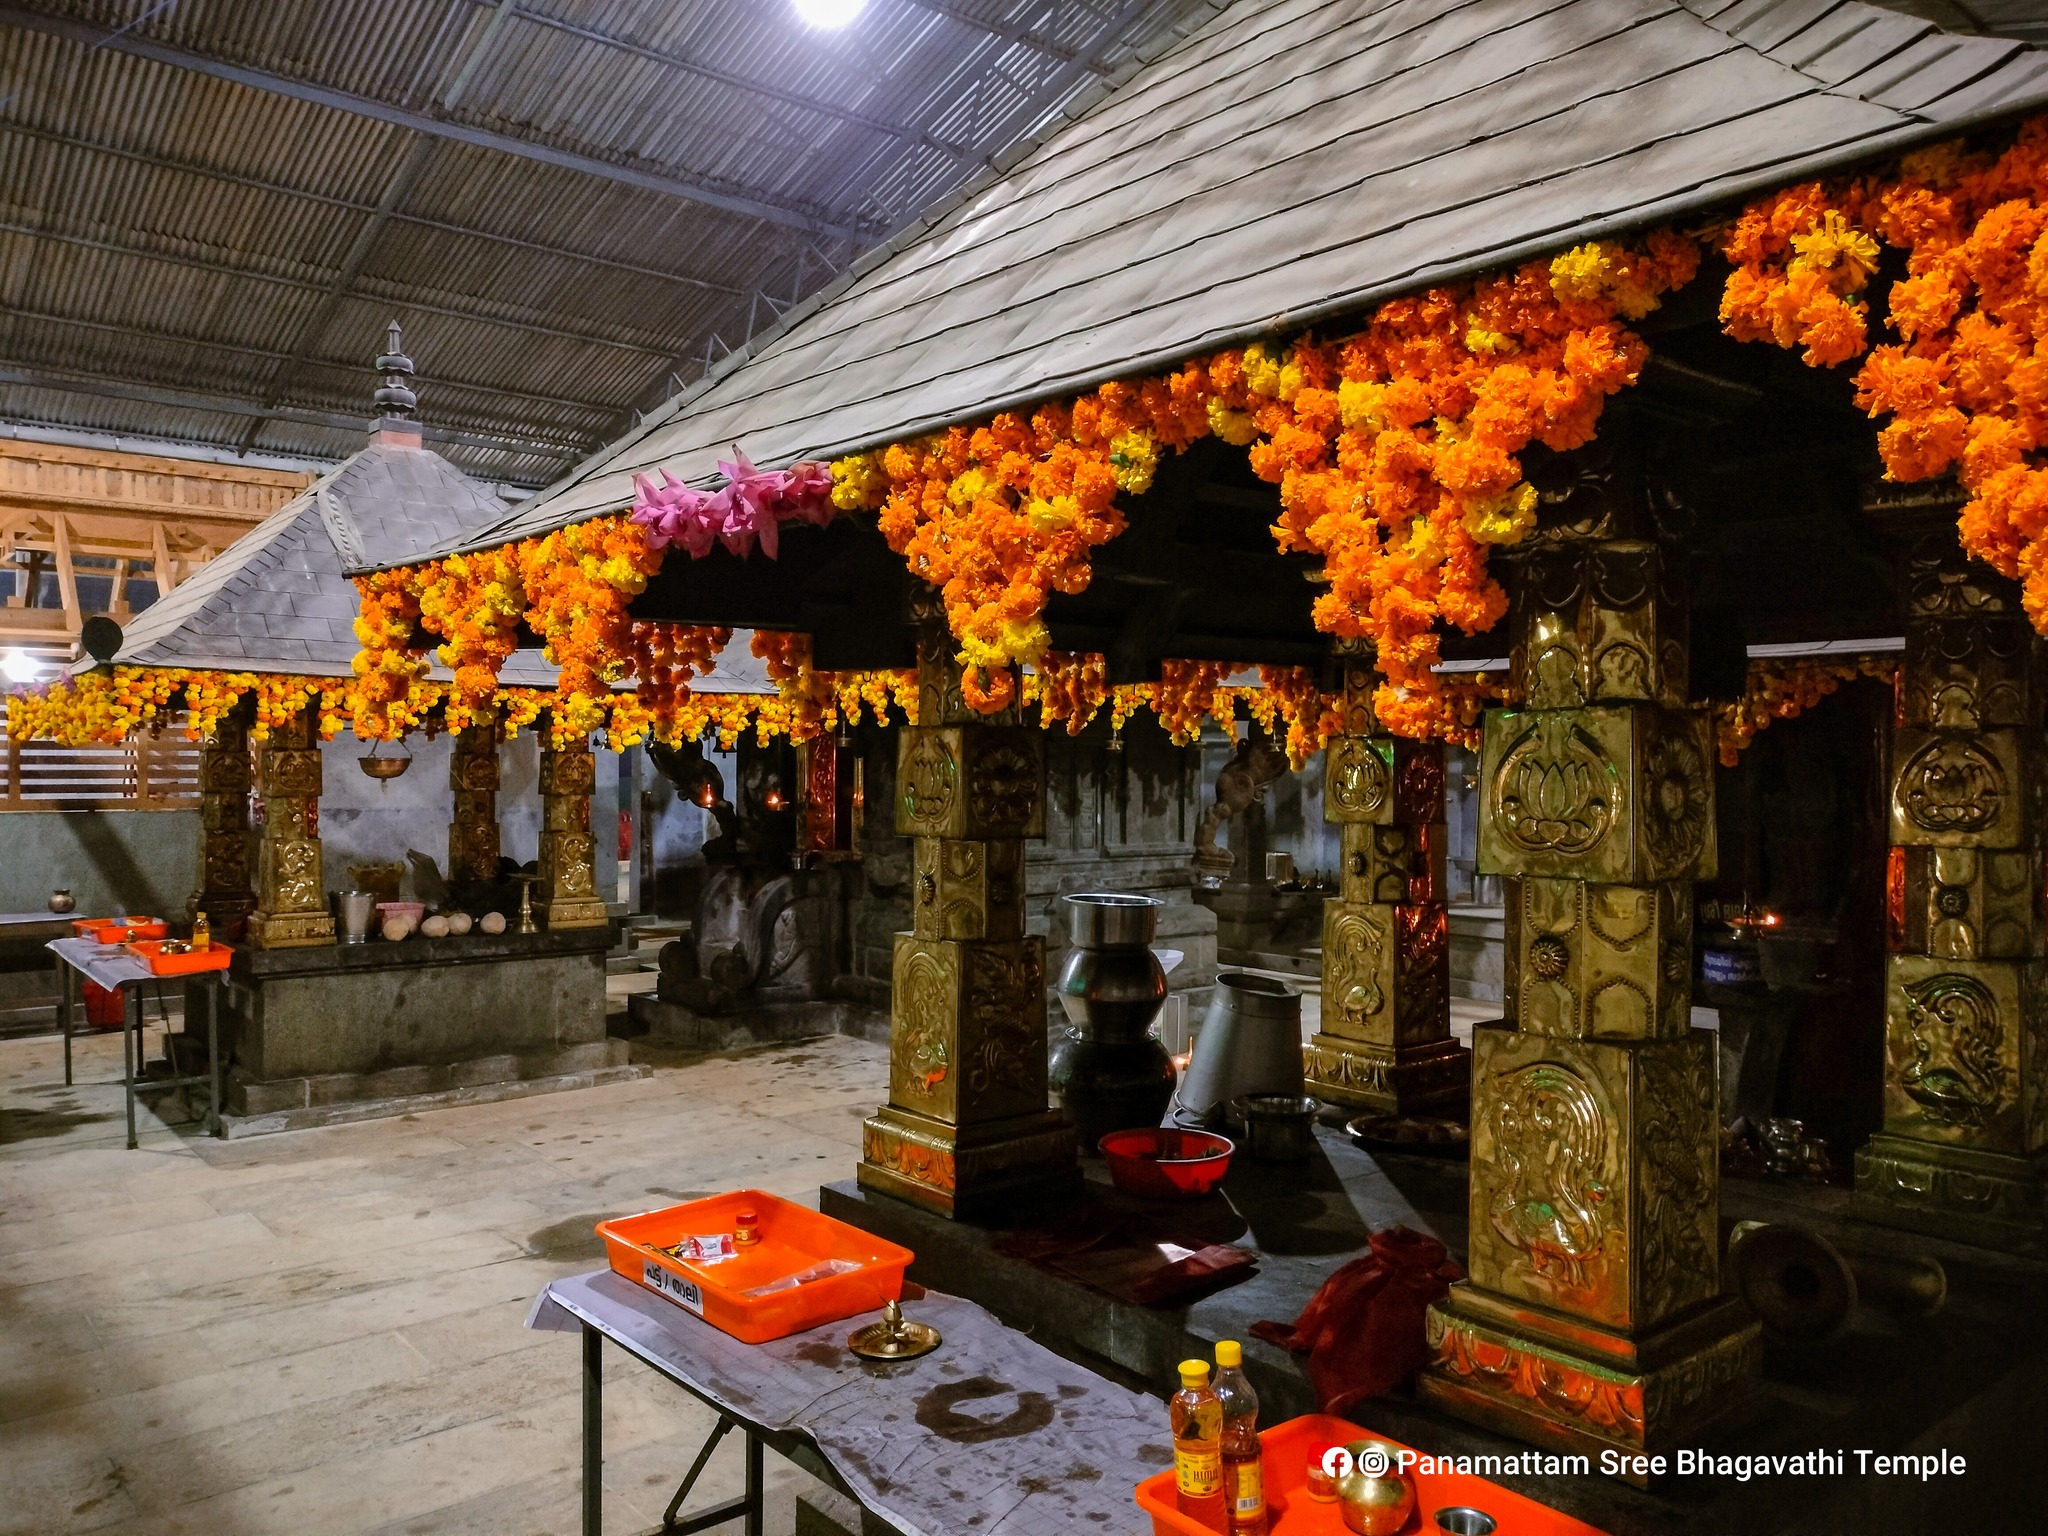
<box><xmin>418</xmin><ymin>0</ymin><xmax>2048</xmax><ymax>563</ymax></box>
<box><xmin>0</xmin><ymin>0</ymin><xmax>1204</xmax><ymax>484</ymax></box>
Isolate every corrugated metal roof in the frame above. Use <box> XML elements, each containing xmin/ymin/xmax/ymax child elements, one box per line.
<box><xmin>420</xmin><ymin>0</ymin><xmax>2048</xmax><ymax>562</ymax></box>
<box><xmin>0</xmin><ymin>0</ymin><xmax>1204</xmax><ymax>485</ymax></box>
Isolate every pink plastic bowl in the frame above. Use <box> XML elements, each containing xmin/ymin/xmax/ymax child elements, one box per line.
<box><xmin>1098</xmin><ymin>1127</ymin><xmax>1234</xmax><ymax>1199</ymax></box>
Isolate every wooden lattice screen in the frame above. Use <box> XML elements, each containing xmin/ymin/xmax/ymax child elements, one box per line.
<box><xmin>0</xmin><ymin>702</ymin><xmax>201</xmax><ymax>810</ymax></box>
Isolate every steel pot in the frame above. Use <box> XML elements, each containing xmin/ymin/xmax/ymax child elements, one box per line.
<box><xmin>1048</xmin><ymin>893</ymin><xmax>1174</xmax><ymax>1151</ymax></box>
<box><xmin>1170</xmin><ymin>971</ymin><xmax>1303</xmax><ymax>1127</ymax></box>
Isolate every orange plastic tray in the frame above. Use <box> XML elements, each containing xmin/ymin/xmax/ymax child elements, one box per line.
<box><xmin>597</xmin><ymin>1190</ymin><xmax>912</xmax><ymax>1345</ymax></box>
<box><xmin>125</xmin><ymin>939</ymin><xmax>232</xmax><ymax>976</ymax></box>
<box><xmin>93</xmin><ymin>918</ymin><xmax>167</xmax><ymax>945</ymax></box>
<box><xmin>1137</xmin><ymin>1413</ymin><xmax>1610</xmax><ymax>1536</ymax></box>
<box><xmin>71</xmin><ymin>918</ymin><xmax>115</xmax><ymax>938</ymax></box>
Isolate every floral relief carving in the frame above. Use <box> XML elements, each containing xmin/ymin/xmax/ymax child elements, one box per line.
<box><xmin>1494</xmin><ymin>716</ymin><xmax>1616</xmax><ymax>858</ymax></box>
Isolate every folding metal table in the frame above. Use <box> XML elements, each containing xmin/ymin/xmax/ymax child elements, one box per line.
<box><xmin>49</xmin><ymin>935</ymin><xmax>223</xmax><ymax>1147</ymax></box>
<box><xmin>528</xmin><ymin>1269</ymin><xmax>1170</xmax><ymax>1536</ymax></box>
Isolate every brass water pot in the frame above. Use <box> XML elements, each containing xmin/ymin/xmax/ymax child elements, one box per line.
<box><xmin>1337</xmin><ymin>1440</ymin><xmax>1414</xmax><ymax>1536</ymax></box>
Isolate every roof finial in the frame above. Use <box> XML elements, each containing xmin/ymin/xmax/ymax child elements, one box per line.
<box><xmin>373</xmin><ymin>320</ymin><xmax>418</xmax><ymax>422</ymax></box>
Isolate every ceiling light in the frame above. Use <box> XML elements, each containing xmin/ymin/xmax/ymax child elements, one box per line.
<box><xmin>794</xmin><ymin>0</ymin><xmax>866</xmax><ymax>28</ymax></box>
<box><xmin>1</xmin><ymin>649</ymin><xmax>44</xmax><ymax>683</ymax></box>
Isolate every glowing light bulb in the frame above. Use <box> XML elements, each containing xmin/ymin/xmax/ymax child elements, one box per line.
<box><xmin>793</xmin><ymin>0</ymin><xmax>865</xmax><ymax>27</ymax></box>
<box><xmin>0</xmin><ymin>649</ymin><xmax>42</xmax><ymax>683</ymax></box>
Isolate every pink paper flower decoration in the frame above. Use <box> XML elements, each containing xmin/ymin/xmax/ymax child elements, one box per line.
<box><xmin>630</xmin><ymin>450</ymin><xmax>838</xmax><ymax>559</ymax></box>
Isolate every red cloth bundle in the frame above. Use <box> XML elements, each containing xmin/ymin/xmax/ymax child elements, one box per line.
<box><xmin>1250</xmin><ymin>1226</ymin><xmax>1463</xmax><ymax>1415</ymax></box>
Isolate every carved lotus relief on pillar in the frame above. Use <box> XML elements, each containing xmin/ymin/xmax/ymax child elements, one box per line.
<box><xmin>1492</xmin><ymin>717</ymin><xmax>1615</xmax><ymax>860</ymax></box>
<box><xmin>900</xmin><ymin>733</ymin><xmax>957</xmax><ymax>828</ymax></box>
<box><xmin>1895</xmin><ymin>736</ymin><xmax>2007</xmax><ymax>839</ymax></box>
<box><xmin>1327</xmin><ymin>736</ymin><xmax>1391</xmax><ymax>820</ymax></box>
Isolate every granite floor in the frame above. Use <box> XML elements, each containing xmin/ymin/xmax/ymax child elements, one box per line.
<box><xmin>0</xmin><ymin>1014</ymin><xmax>887</xmax><ymax>1536</ymax></box>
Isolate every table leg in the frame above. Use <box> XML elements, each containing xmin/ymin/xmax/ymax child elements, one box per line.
<box><xmin>583</xmin><ymin>1324</ymin><xmax>603</xmax><ymax>1536</ymax></box>
<box><xmin>123</xmin><ymin>985</ymin><xmax>138</xmax><ymax>1150</ymax></box>
<box><xmin>207</xmin><ymin>978</ymin><xmax>222</xmax><ymax>1138</ymax></box>
<box><xmin>745</xmin><ymin>1429</ymin><xmax>762</xmax><ymax>1536</ymax></box>
<box><xmin>59</xmin><ymin>958</ymin><xmax>73</xmax><ymax>1087</ymax></box>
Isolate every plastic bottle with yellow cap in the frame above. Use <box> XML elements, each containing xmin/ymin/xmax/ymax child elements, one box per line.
<box><xmin>1214</xmin><ymin>1340</ymin><xmax>1267</xmax><ymax>1534</ymax></box>
<box><xmin>1170</xmin><ymin>1357</ymin><xmax>1226</xmax><ymax>1531</ymax></box>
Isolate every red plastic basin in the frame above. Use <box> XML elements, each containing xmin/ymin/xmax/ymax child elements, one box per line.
<box><xmin>1099</xmin><ymin>1127</ymin><xmax>1234</xmax><ymax>1199</ymax></box>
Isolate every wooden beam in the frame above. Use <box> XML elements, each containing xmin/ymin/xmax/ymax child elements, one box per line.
<box><xmin>110</xmin><ymin>557</ymin><xmax>129</xmax><ymax>616</ymax></box>
<box><xmin>50</xmin><ymin>522</ymin><xmax>79</xmax><ymax>625</ymax></box>
<box><xmin>152</xmin><ymin>521</ymin><xmax>177</xmax><ymax>595</ymax></box>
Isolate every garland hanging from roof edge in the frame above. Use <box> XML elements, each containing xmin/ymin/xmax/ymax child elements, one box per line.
<box><xmin>1719</xmin><ymin>116</ymin><xmax>2048</xmax><ymax>624</ymax></box>
<box><xmin>345</xmin><ymin>237</ymin><xmax>1692</xmax><ymax>742</ymax></box>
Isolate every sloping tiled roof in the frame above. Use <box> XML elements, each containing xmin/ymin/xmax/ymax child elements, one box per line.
<box><xmin>105</xmin><ymin>431</ymin><xmax>781</xmax><ymax>692</ymax></box>
<box><xmin>406</xmin><ymin>0</ymin><xmax>2048</xmax><ymax>564</ymax></box>
<box><xmin>112</xmin><ymin>436</ymin><xmax>539</xmax><ymax>678</ymax></box>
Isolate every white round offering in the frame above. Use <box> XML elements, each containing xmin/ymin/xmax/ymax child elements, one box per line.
<box><xmin>479</xmin><ymin>911</ymin><xmax>507</xmax><ymax>935</ymax></box>
<box><xmin>445</xmin><ymin>911</ymin><xmax>473</xmax><ymax>935</ymax></box>
<box><xmin>420</xmin><ymin>915</ymin><xmax>450</xmax><ymax>939</ymax></box>
<box><xmin>380</xmin><ymin>918</ymin><xmax>412</xmax><ymax>942</ymax></box>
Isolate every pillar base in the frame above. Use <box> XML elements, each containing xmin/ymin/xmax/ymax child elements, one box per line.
<box><xmin>1420</xmin><ymin>1282</ymin><xmax>1760</xmax><ymax>1481</ymax></box>
<box><xmin>246</xmin><ymin>910</ymin><xmax>335</xmax><ymax>949</ymax></box>
<box><xmin>537</xmin><ymin>897</ymin><xmax>610</xmax><ymax>931</ymax></box>
<box><xmin>858</xmin><ymin>1105</ymin><xmax>1077</xmax><ymax>1220</ymax></box>
<box><xmin>1305</xmin><ymin>1033</ymin><xmax>1469</xmax><ymax>1116</ymax></box>
<box><xmin>1852</xmin><ymin>1134</ymin><xmax>2048</xmax><ymax>1253</ymax></box>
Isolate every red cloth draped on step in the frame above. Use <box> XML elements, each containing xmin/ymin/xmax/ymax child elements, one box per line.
<box><xmin>1250</xmin><ymin>1226</ymin><xmax>1463</xmax><ymax>1416</ymax></box>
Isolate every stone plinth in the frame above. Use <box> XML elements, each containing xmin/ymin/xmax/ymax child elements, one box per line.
<box><xmin>214</xmin><ymin>926</ymin><xmax>636</xmax><ymax>1128</ymax></box>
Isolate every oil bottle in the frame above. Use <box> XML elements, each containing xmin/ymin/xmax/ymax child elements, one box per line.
<box><xmin>1170</xmin><ymin>1358</ymin><xmax>1226</xmax><ymax>1532</ymax></box>
<box><xmin>1214</xmin><ymin>1340</ymin><xmax>1267</xmax><ymax>1535</ymax></box>
<box><xmin>191</xmin><ymin>911</ymin><xmax>211</xmax><ymax>951</ymax></box>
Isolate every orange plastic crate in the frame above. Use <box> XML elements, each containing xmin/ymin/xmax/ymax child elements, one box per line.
<box><xmin>597</xmin><ymin>1190</ymin><xmax>911</xmax><ymax>1344</ymax></box>
<box><xmin>93</xmin><ymin>919</ymin><xmax>167</xmax><ymax>945</ymax></box>
<box><xmin>1136</xmin><ymin>1413</ymin><xmax>1610</xmax><ymax>1536</ymax></box>
<box><xmin>125</xmin><ymin>939</ymin><xmax>232</xmax><ymax>976</ymax></box>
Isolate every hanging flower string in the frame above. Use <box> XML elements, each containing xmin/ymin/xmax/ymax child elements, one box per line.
<box><xmin>1720</xmin><ymin>117</ymin><xmax>2048</xmax><ymax>627</ymax></box>
<box><xmin>829</xmin><ymin>233</ymin><xmax>1696</xmax><ymax>734</ymax></box>
<box><xmin>11</xmin><ymin>655</ymin><xmax>1507</xmax><ymax>756</ymax></box>
<box><xmin>1712</xmin><ymin>655</ymin><xmax>1899</xmax><ymax>766</ymax></box>
<box><xmin>631</xmin><ymin>451</ymin><xmax>837</xmax><ymax>559</ymax></box>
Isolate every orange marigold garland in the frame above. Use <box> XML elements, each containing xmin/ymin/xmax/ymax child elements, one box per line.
<box><xmin>834</xmin><ymin>235</ymin><xmax>1695</xmax><ymax>735</ymax></box>
<box><xmin>1722</xmin><ymin>120</ymin><xmax>2048</xmax><ymax>628</ymax></box>
<box><xmin>351</xmin><ymin>571</ymin><xmax>428</xmax><ymax>739</ymax></box>
<box><xmin>1712</xmin><ymin>656</ymin><xmax>1899</xmax><ymax>766</ymax></box>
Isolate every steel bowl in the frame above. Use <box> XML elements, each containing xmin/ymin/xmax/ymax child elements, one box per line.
<box><xmin>1227</xmin><ymin>1094</ymin><xmax>1319</xmax><ymax>1160</ymax></box>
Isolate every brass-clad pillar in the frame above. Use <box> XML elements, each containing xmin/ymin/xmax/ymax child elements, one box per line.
<box><xmin>246</xmin><ymin>703</ymin><xmax>335</xmax><ymax>949</ymax></box>
<box><xmin>1853</xmin><ymin>515</ymin><xmax>2048</xmax><ymax>1249</ymax></box>
<box><xmin>1306</xmin><ymin>640</ymin><xmax>1467</xmax><ymax>1113</ymax></box>
<box><xmin>858</xmin><ymin>603</ymin><xmax>1077</xmax><ymax>1218</ymax></box>
<box><xmin>536</xmin><ymin>736</ymin><xmax>608</xmax><ymax>930</ymax></box>
<box><xmin>195</xmin><ymin>698</ymin><xmax>257</xmax><ymax>940</ymax></box>
<box><xmin>448</xmin><ymin>719</ymin><xmax>502</xmax><ymax>887</ymax></box>
<box><xmin>1419</xmin><ymin>453</ymin><xmax>1758</xmax><ymax>1472</ymax></box>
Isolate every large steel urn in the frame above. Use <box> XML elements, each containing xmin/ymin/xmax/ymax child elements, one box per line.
<box><xmin>1048</xmin><ymin>892</ymin><xmax>1175</xmax><ymax>1152</ymax></box>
